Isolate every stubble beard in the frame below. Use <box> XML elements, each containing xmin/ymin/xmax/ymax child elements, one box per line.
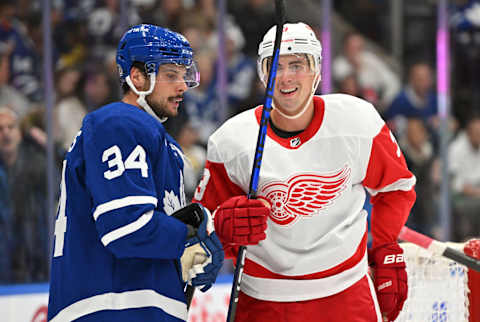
<box><xmin>146</xmin><ymin>96</ymin><xmax>179</xmax><ymax>119</ymax></box>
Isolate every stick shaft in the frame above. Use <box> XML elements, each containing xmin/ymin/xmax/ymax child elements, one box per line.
<box><xmin>226</xmin><ymin>1</ymin><xmax>286</xmax><ymax>321</ymax></box>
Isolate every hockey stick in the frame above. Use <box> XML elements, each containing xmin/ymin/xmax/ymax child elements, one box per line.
<box><xmin>398</xmin><ymin>226</ymin><xmax>480</xmax><ymax>272</ymax></box>
<box><xmin>171</xmin><ymin>203</ymin><xmax>204</xmax><ymax>309</ymax></box>
<box><xmin>226</xmin><ymin>1</ymin><xmax>286</xmax><ymax>321</ymax></box>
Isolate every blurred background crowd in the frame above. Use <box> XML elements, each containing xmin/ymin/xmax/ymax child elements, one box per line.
<box><xmin>1</xmin><ymin>0</ymin><xmax>480</xmax><ymax>285</ymax></box>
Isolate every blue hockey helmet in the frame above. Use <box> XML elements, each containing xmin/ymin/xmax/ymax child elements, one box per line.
<box><xmin>116</xmin><ymin>24</ymin><xmax>199</xmax><ymax>88</ymax></box>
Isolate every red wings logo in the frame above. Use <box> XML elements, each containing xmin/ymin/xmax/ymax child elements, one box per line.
<box><xmin>260</xmin><ymin>166</ymin><xmax>351</xmax><ymax>226</ymax></box>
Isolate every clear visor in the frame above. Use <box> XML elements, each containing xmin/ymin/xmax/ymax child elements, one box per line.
<box><xmin>155</xmin><ymin>62</ymin><xmax>200</xmax><ymax>89</ymax></box>
<box><xmin>258</xmin><ymin>53</ymin><xmax>319</xmax><ymax>84</ymax></box>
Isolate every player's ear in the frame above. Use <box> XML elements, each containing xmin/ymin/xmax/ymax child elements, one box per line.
<box><xmin>129</xmin><ymin>66</ymin><xmax>148</xmax><ymax>91</ymax></box>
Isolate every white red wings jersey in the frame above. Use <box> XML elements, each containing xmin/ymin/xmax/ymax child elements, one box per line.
<box><xmin>193</xmin><ymin>94</ymin><xmax>416</xmax><ymax>301</ymax></box>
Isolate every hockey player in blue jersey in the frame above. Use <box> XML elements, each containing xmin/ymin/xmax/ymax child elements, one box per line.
<box><xmin>47</xmin><ymin>24</ymin><xmax>224</xmax><ymax>322</ymax></box>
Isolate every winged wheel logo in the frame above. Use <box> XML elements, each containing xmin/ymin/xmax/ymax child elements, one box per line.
<box><xmin>260</xmin><ymin>166</ymin><xmax>351</xmax><ymax>226</ymax></box>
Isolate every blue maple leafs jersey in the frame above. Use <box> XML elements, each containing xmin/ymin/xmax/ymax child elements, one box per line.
<box><xmin>48</xmin><ymin>102</ymin><xmax>190</xmax><ymax>322</ymax></box>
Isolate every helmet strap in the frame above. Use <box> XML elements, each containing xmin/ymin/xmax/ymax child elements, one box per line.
<box><xmin>125</xmin><ymin>73</ymin><xmax>168</xmax><ymax>123</ymax></box>
<box><xmin>272</xmin><ymin>72</ymin><xmax>321</xmax><ymax>120</ymax></box>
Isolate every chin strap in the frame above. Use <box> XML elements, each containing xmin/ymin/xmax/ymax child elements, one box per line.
<box><xmin>125</xmin><ymin>73</ymin><xmax>168</xmax><ymax>123</ymax></box>
<box><xmin>272</xmin><ymin>72</ymin><xmax>321</xmax><ymax>120</ymax></box>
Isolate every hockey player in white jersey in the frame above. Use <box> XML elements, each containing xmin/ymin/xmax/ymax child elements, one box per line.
<box><xmin>47</xmin><ymin>24</ymin><xmax>224</xmax><ymax>322</ymax></box>
<box><xmin>193</xmin><ymin>22</ymin><xmax>416</xmax><ymax>322</ymax></box>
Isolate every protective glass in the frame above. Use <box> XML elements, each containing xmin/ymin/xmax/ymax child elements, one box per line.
<box><xmin>155</xmin><ymin>62</ymin><xmax>200</xmax><ymax>88</ymax></box>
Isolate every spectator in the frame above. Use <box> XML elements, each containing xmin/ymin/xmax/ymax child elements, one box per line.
<box><xmin>184</xmin><ymin>19</ymin><xmax>257</xmax><ymax>145</ymax></box>
<box><xmin>0</xmin><ymin>106</ymin><xmax>53</xmax><ymax>283</ymax></box>
<box><xmin>178</xmin><ymin>7</ymin><xmax>215</xmax><ymax>52</ymax></box>
<box><xmin>0</xmin><ymin>3</ymin><xmax>44</xmax><ymax>102</ymax></box>
<box><xmin>223</xmin><ymin>19</ymin><xmax>256</xmax><ymax>111</ymax></box>
<box><xmin>54</xmin><ymin>66</ymin><xmax>87</xmax><ymax>150</ymax></box>
<box><xmin>0</xmin><ymin>105</ymin><xmax>16</xmax><ymax>284</ymax></box>
<box><xmin>12</xmin><ymin>14</ymin><xmax>45</xmax><ymax>102</ymax></box>
<box><xmin>336</xmin><ymin>73</ymin><xmax>379</xmax><ymax>104</ymax></box>
<box><xmin>86</xmin><ymin>0</ymin><xmax>140</xmax><ymax>59</ymax></box>
<box><xmin>192</xmin><ymin>0</ymin><xmax>217</xmax><ymax>29</ymax></box>
<box><xmin>149</xmin><ymin>0</ymin><xmax>185</xmax><ymax>31</ymax></box>
<box><xmin>333</xmin><ymin>31</ymin><xmax>400</xmax><ymax>112</ymax></box>
<box><xmin>55</xmin><ymin>18</ymin><xmax>89</xmax><ymax>69</ymax></box>
<box><xmin>0</xmin><ymin>50</ymin><xmax>30</xmax><ymax>117</ymax></box>
<box><xmin>21</xmin><ymin>105</ymin><xmax>66</xmax><ymax>167</ymax></box>
<box><xmin>176</xmin><ymin>121</ymin><xmax>206</xmax><ymax>201</ymax></box>
<box><xmin>81</xmin><ymin>68</ymin><xmax>116</xmax><ymax>112</ymax></box>
<box><xmin>386</xmin><ymin>63</ymin><xmax>436</xmax><ymax>117</ymax></box>
<box><xmin>183</xmin><ymin>48</ymin><xmax>220</xmax><ymax>145</ymax></box>
<box><xmin>0</xmin><ymin>0</ymin><xmax>18</xmax><ymax>54</ymax></box>
<box><xmin>399</xmin><ymin>117</ymin><xmax>437</xmax><ymax>235</ymax></box>
<box><xmin>385</xmin><ymin>62</ymin><xmax>457</xmax><ymax>150</ymax></box>
<box><xmin>385</xmin><ymin>62</ymin><xmax>438</xmax><ymax>137</ymax></box>
<box><xmin>210</xmin><ymin>18</ymin><xmax>257</xmax><ymax>115</ymax></box>
<box><xmin>449</xmin><ymin>113</ymin><xmax>480</xmax><ymax>240</ymax></box>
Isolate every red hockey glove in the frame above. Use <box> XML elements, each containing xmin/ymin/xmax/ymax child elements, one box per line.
<box><xmin>369</xmin><ymin>243</ymin><xmax>407</xmax><ymax>322</ymax></box>
<box><xmin>213</xmin><ymin>195</ymin><xmax>269</xmax><ymax>245</ymax></box>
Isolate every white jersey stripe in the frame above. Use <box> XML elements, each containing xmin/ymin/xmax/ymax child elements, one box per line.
<box><xmin>365</xmin><ymin>176</ymin><xmax>416</xmax><ymax>197</ymax></box>
<box><xmin>241</xmin><ymin>252</ymin><xmax>368</xmax><ymax>301</ymax></box>
<box><xmin>49</xmin><ymin>289</ymin><xmax>187</xmax><ymax>322</ymax></box>
<box><xmin>101</xmin><ymin>210</ymin><xmax>154</xmax><ymax>246</ymax></box>
<box><xmin>93</xmin><ymin>196</ymin><xmax>158</xmax><ymax>220</ymax></box>
<box><xmin>366</xmin><ymin>274</ymin><xmax>383</xmax><ymax>322</ymax></box>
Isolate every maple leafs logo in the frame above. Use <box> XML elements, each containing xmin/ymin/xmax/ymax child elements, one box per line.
<box><xmin>163</xmin><ymin>190</ymin><xmax>181</xmax><ymax>215</ymax></box>
<box><xmin>260</xmin><ymin>166</ymin><xmax>351</xmax><ymax>226</ymax></box>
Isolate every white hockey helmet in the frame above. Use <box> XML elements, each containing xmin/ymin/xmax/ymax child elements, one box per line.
<box><xmin>257</xmin><ymin>22</ymin><xmax>322</xmax><ymax>84</ymax></box>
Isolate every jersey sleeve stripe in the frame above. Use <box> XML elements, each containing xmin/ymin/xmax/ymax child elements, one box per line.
<box><xmin>101</xmin><ymin>210</ymin><xmax>154</xmax><ymax>246</ymax></box>
<box><xmin>93</xmin><ymin>196</ymin><xmax>158</xmax><ymax>220</ymax></box>
<box><xmin>365</xmin><ymin>176</ymin><xmax>416</xmax><ymax>197</ymax></box>
<box><xmin>49</xmin><ymin>289</ymin><xmax>187</xmax><ymax>322</ymax></box>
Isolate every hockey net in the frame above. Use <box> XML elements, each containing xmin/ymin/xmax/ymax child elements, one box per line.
<box><xmin>395</xmin><ymin>242</ymin><xmax>480</xmax><ymax>322</ymax></box>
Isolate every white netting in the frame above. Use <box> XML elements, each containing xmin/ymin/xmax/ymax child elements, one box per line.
<box><xmin>395</xmin><ymin>243</ymin><xmax>470</xmax><ymax>322</ymax></box>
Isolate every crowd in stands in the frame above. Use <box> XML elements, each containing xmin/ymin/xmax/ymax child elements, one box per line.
<box><xmin>1</xmin><ymin>0</ymin><xmax>480</xmax><ymax>285</ymax></box>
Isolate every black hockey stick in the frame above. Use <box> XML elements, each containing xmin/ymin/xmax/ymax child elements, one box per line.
<box><xmin>226</xmin><ymin>1</ymin><xmax>286</xmax><ymax>321</ymax></box>
<box><xmin>398</xmin><ymin>226</ymin><xmax>480</xmax><ymax>272</ymax></box>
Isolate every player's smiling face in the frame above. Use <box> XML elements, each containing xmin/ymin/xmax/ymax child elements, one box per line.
<box><xmin>146</xmin><ymin>64</ymin><xmax>188</xmax><ymax>118</ymax></box>
<box><xmin>272</xmin><ymin>54</ymin><xmax>316</xmax><ymax>116</ymax></box>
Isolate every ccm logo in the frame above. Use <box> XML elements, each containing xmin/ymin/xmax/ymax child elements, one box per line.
<box><xmin>384</xmin><ymin>254</ymin><xmax>404</xmax><ymax>264</ymax></box>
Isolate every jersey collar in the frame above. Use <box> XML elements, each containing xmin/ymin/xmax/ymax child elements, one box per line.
<box><xmin>254</xmin><ymin>96</ymin><xmax>325</xmax><ymax>149</ymax></box>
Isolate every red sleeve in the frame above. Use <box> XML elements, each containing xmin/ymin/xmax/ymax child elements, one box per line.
<box><xmin>192</xmin><ymin>160</ymin><xmax>245</xmax><ymax>259</ymax></box>
<box><xmin>362</xmin><ymin>124</ymin><xmax>416</xmax><ymax>248</ymax></box>
<box><xmin>192</xmin><ymin>160</ymin><xmax>245</xmax><ymax>210</ymax></box>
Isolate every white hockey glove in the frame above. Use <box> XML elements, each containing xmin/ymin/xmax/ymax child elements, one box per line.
<box><xmin>185</xmin><ymin>231</ymin><xmax>224</xmax><ymax>292</ymax></box>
